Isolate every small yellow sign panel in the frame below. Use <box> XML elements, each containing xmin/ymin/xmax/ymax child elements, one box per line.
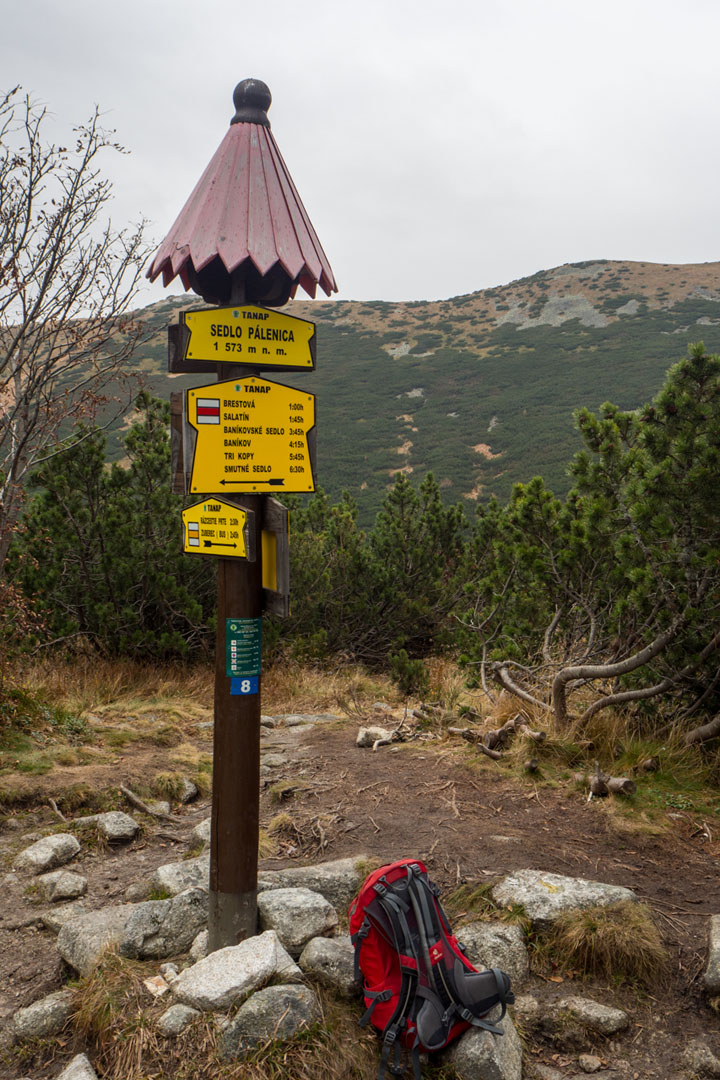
<box><xmin>187</xmin><ymin>377</ymin><xmax>315</xmax><ymax>494</ymax></box>
<box><xmin>183</xmin><ymin>305</ymin><xmax>315</xmax><ymax>369</ymax></box>
<box><xmin>182</xmin><ymin>500</ymin><xmax>249</xmax><ymax>558</ymax></box>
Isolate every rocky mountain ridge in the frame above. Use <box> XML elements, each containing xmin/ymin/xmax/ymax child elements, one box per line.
<box><xmin>131</xmin><ymin>259</ymin><xmax>720</xmax><ymax>522</ymax></box>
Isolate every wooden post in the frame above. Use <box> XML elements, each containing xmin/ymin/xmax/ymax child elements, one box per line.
<box><xmin>208</xmin><ymin>279</ymin><xmax>263</xmax><ymax>950</ymax></box>
<box><xmin>208</xmin><ymin>494</ymin><xmax>262</xmax><ymax>948</ymax></box>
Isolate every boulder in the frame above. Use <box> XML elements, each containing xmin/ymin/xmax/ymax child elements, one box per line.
<box><xmin>56</xmin><ymin>906</ymin><xmax>129</xmax><ymax>974</ymax></box>
<box><xmin>152</xmin><ymin>854</ymin><xmax>209</xmax><ymax>895</ymax></box>
<box><xmin>36</xmin><ymin>870</ymin><xmax>88</xmax><ymax>903</ymax></box>
<box><xmin>190</xmin><ymin>818</ymin><xmax>211</xmax><ymax>846</ymax></box>
<box><xmin>74</xmin><ymin>811</ymin><xmax>139</xmax><ymax>843</ymax></box>
<box><xmin>56</xmin><ymin>889</ymin><xmax>208</xmax><ymax>974</ymax></box>
<box><xmin>705</xmin><ymin>914</ymin><xmax>720</xmax><ymax>993</ymax></box>
<box><xmin>218</xmin><ymin>984</ymin><xmax>321</xmax><ymax>1060</ymax></box>
<box><xmin>189</xmin><ymin>929</ymin><xmax>208</xmax><ymax>962</ymax></box>
<box><xmin>13</xmin><ymin>988</ymin><xmax>75</xmax><ymax>1041</ymax></box>
<box><xmin>491</xmin><ymin>870</ymin><xmax>636</xmax><ymax>928</ymax></box>
<box><xmin>683</xmin><ymin>1039</ymin><xmax>720</xmax><ymax>1077</ymax></box>
<box><xmin>298</xmin><ymin>935</ymin><xmax>359</xmax><ymax>997</ymax></box>
<box><xmin>151</xmin><ymin>853</ymin><xmax>369</xmax><ymax>906</ymax></box>
<box><xmin>41</xmin><ymin>901</ymin><xmax>88</xmax><ymax>935</ymax></box>
<box><xmin>156</xmin><ymin>1003</ymin><xmax>200</xmax><ymax>1037</ymax></box>
<box><xmin>14</xmin><ymin>834</ymin><xmax>80</xmax><ymax>874</ymax></box>
<box><xmin>356</xmin><ymin>726</ymin><xmax>393</xmax><ymax>747</ymax></box>
<box><xmin>444</xmin><ymin>1012</ymin><xmax>523</xmax><ymax>1080</ymax></box>
<box><xmin>258</xmin><ymin>855</ymin><xmax>369</xmax><ymax>910</ymax></box>
<box><xmin>179</xmin><ymin>779</ymin><xmax>198</xmax><ymax>803</ymax></box>
<box><xmin>257</xmin><ymin>886</ymin><xmax>338</xmax><ymax>958</ymax></box>
<box><xmin>555</xmin><ymin>996</ymin><xmax>630</xmax><ymax>1036</ymax></box>
<box><xmin>55</xmin><ymin>1054</ymin><xmax>98</xmax><ymax>1080</ymax></box>
<box><xmin>170</xmin><ymin>929</ymin><xmax>301</xmax><ymax>1012</ymax></box>
<box><xmin>262</xmin><ymin>752</ymin><xmax>289</xmax><ymax>767</ymax></box>
<box><xmin>119</xmin><ymin>888</ymin><xmax>208</xmax><ymax>960</ymax></box>
<box><xmin>457</xmin><ymin>921</ymin><xmax>529</xmax><ymax>988</ymax></box>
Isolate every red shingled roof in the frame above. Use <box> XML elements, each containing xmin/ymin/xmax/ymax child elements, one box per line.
<box><xmin>147</xmin><ymin>86</ymin><xmax>336</xmax><ymax>302</ymax></box>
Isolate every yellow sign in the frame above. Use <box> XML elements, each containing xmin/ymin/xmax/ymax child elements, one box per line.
<box><xmin>183</xmin><ymin>305</ymin><xmax>315</xmax><ymax>370</ymax></box>
<box><xmin>187</xmin><ymin>377</ymin><xmax>315</xmax><ymax>494</ymax></box>
<box><xmin>182</xmin><ymin>500</ymin><xmax>250</xmax><ymax>557</ymax></box>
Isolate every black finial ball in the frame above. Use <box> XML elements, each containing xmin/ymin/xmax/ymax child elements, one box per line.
<box><xmin>231</xmin><ymin>79</ymin><xmax>272</xmax><ymax>127</ymax></box>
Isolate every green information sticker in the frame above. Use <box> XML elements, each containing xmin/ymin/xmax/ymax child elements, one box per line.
<box><xmin>226</xmin><ymin>618</ymin><xmax>262</xmax><ymax>678</ymax></box>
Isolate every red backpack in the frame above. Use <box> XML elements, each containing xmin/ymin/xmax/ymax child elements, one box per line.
<box><xmin>349</xmin><ymin>859</ymin><xmax>514</xmax><ymax>1079</ymax></box>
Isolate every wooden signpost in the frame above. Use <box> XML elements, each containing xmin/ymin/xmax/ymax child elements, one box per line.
<box><xmin>147</xmin><ymin>78</ymin><xmax>336</xmax><ymax>948</ymax></box>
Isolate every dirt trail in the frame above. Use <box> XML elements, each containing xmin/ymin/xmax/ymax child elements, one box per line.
<box><xmin>0</xmin><ymin>714</ymin><xmax>718</xmax><ymax>1078</ymax></box>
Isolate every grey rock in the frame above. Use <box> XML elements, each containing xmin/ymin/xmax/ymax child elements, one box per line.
<box><xmin>444</xmin><ymin>1012</ymin><xmax>523</xmax><ymax>1080</ymax></box>
<box><xmin>257</xmin><ymin>886</ymin><xmax>338</xmax><ymax>958</ymax></box>
<box><xmin>57</xmin><ymin>889</ymin><xmax>208</xmax><ymax>974</ymax></box>
<box><xmin>356</xmin><ymin>726</ymin><xmax>393</xmax><ymax>747</ymax></box>
<box><xmin>457</xmin><ymin>921</ymin><xmax>529</xmax><ymax>988</ymax></box>
<box><xmin>41</xmin><ymin>901</ymin><xmax>88</xmax><ymax>934</ymax></box>
<box><xmin>152</xmin><ymin>854</ymin><xmax>209</xmax><ymax>895</ymax></box>
<box><xmin>124</xmin><ymin>879</ymin><xmax>152</xmax><ymax>902</ymax></box>
<box><xmin>261</xmin><ymin>715</ymin><xmax>278</xmax><ymax>727</ymax></box>
<box><xmin>157</xmin><ymin>1003</ymin><xmax>200</xmax><ymax>1037</ymax></box>
<box><xmin>683</xmin><ymin>1039</ymin><xmax>720</xmax><ymax>1077</ymax></box>
<box><xmin>283</xmin><ymin>714</ymin><xmax>312</xmax><ymax>727</ymax></box>
<box><xmin>179</xmin><ymin>779</ymin><xmax>198</xmax><ymax>803</ymax></box>
<box><xmin>298</xmin><ymin>935</ymin><xmax>359</xmax><ymax>997</ymax></box>
<box><xmin>258</xmin><ymin>855</ymin><xmax>369</xmax><ymax>910</ymax></box>
<box><xmin>14</xmin><ymin>834</ymin><xmax>81</xmax><ymax>874</ymax></box>
<box><xmin>56</xmin><ymin>906</ymin><xmax>129</xmax><ymax>974</ymax></box>
<box><xmin>151</xmin><ymin>853</ymin><xmax>368</xmax><ymax>908</ymax></box>
<box><xmin>530</xmin><ymin>1067</ymin><xmax>564</xmax><ymax>1080</ymax></box>
<box><xmin>148</xmin><ymin>800</ymin><xmax>171</xmax><ymax>816</ymax></box>
<box><xmin>74</xmin><ymin>811</ymin><xmax>139</xmax><ymax>843</ymax></box>
<box><xmin>556</xmin><ymin>996</ymin><xmax>630</xmax><ymax>1036</ymax></box>
<box><xmin>170</xmin><ymin>929</ymin><xmax>301</xmax><ymax>1011</ymax></box>
<box><xmin>218</xmin><ymin>984</ymin><xmax>320</xmax><ymax>1060</ymax></box>
<box><xmin>189</xmin><ymin>929</ymin><xmax>208</xmax><ymax>962</ymax></box>
<box><xmin>262</xmin><ymin>752</ymin><xmax>289</xmax><ymax>767</ymax></box>
<box><xmin>492</xmin><ymin>869</ymin><xmax>636</xmax><ymax>928</ymax></box>
<box><xmin>13</xmin><ymin>989</ymin><xmax>74</xmax><ymax>1041</ymax></box>
<box><xmin>36</xmin><ymin>870</ymin><xmax>87</xmax><ymax>903</ymax></box>
<box><xmin>578</xmin><ymin>1055</ymin><xmax>603</xmax><ymax>1073</ymax></box>
<box><xmin>705</xmin><ymin>914</ymin><xmax>720</xmax><ymax>993</ymax></box>
<box><xmin>190</xmin><ymin>818</ymin><xmax>211</xmax><ymax>847</ymax></box>
<box><xmin>119</xmin><ymin>888</ymin><xmax>208</xmax><ymax>960</ymax></box>
<box><xmin>55</xmin><ymin>1053</ymin><xmax>98</xmax><ymax>1080</ymax></box>
<box><xmin>511</xmin><ymin>993</ymin><xmax>540</xmax><ymax>1026</ymax></box>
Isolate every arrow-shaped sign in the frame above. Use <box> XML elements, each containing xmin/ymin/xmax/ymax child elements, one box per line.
<box><xmin>181</xmin><ymin>500</ymin><xmax>253</xmax><ymax>560</ymax></box>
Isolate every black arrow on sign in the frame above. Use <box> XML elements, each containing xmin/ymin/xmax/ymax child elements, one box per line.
<box><xmin>219</xmin><ymin>478</ymin><xmax>284</xmax><ymax>486</ymax></box>
<box><xmin>204</xmin><ymin>540</ymin><xmax>238</xmax><ymax>549</ymax></box>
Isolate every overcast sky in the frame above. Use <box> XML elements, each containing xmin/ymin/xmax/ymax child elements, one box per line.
<box><xmin>3</xmin><ymin>0</ymin><xmax>720</xmax><ymax>304</ymax></box>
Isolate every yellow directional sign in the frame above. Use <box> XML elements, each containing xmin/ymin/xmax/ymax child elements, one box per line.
<box><xmin>182</xmin><ymin>499</ymin><xmax>251</xmax><ymax>558</ymax></box>
<box><xmin>182</xmin><ymin>305</ymin><xmax>315</xmax><ymax>370</ymax></box>
<box><xmin>187</xmin><ymin>376</ymin><xmax>316</xmax><ymax>494</ymax></box>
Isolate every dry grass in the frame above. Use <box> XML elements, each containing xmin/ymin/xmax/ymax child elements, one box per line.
<box><xmin>542</xmin><ymin>901</ymin><xmax>669</xmax><ymax>986</ymax></box>
<box><xmin>61</xmin><ymin>955</ymin><xmax>383</xmax><ymax>1080</ymax></box>
<box><xmin>264</xmin><ymin>661</ymin><xmax>397</xmax><ymax>716</ymax></box>
<box><xmin>216</xmin><ymin>993</ymin><xmax>380</xmax><ymax>1080</ymax></box>
<box><xmin>20</xmin><ymin>656</ymin><xmax>214</xmax><ymax>715</ymax></box>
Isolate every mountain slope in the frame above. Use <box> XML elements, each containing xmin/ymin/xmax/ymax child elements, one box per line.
<box><xmin>132</xmin><ymin>259</ymin><xmax>720</xmax><ymax>523</ymax></box>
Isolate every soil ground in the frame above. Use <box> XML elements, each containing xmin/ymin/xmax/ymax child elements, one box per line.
<box><xmin>0</xmin><ymin>711</ymin><xmax>718</xmax><ymax>1079</ymax></box>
